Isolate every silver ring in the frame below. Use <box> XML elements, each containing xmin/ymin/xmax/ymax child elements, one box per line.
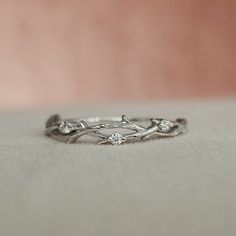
<box><xmin>45</xmin><ymin>114</ymin><xmax>187</xmax><ymax>145</ymax></box>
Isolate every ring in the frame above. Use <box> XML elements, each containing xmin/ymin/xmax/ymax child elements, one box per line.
<box><xmin>45</xmin><ymin>114</ymin><xmax>187</xmax><ymax>145</ymax></box>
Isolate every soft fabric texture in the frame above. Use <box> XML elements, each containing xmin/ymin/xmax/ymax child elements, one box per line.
<box><xmin>0</xmin><ymin>100</ymin><xmax>235</xmax><ymax>236</ymax></box>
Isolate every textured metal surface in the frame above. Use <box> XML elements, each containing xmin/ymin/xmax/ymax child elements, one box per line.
<box><xmin>45</xmin><ymin>114</ymin><xmax>187</xmax><ymax>145</ymax></box>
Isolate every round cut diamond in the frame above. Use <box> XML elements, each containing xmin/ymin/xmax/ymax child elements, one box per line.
<box><xmin>109</xmin><ymin>133</ymin><xmax>124</xmax><ymax>145</ymax></box>
<box><xmin>58</xmin><ymin>121</ymin><xmax>73</xmax><ymax>134</ymax></box>
<box><xmin>158</xmin><ymin>119</ymin><xmax>173</xmax><ymax>132</ymax></box>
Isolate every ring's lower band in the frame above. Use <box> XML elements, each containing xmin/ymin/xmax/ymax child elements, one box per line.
<box><xmin>45</xmin><ymin>114</ymin><xmax>187</xmax><ymax>145</ymax></box>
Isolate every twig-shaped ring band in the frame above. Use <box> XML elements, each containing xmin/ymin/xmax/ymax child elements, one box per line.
<box><xmin>45</xmin><ymin>114</ymin><xmax>187</xmax><ymax>145</ymax></box>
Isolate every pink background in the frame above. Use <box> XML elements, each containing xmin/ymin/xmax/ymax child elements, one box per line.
<box><xmin>0</xmin><ymin>0</ymin><xmax>235</xmax><ymax>110</ymax></box>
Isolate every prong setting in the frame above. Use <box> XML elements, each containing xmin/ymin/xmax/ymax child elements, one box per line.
<box><xmin>108</xmin><ymin>133</ymin><xmax>125</xmax><ymax>145</ymax></box>
<box><xmin>158</xmin><ymin>119</ymin><xmax>173</xmax><ymax>132</ymax></box>
<box><xmin>58</xmin><ymin>121</ymin><xmax>74</xmax><ymax>134</ymax></box>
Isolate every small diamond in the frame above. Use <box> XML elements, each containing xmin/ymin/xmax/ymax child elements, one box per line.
<box><xmin>109</xmin><ymin>133</ymin><xmax>124</xmax><ymax>145</ymax></box>
<box><xmin>158</xmin><ymin>119</ymin><xmax>173</xmax><ymax>132</ymax></box>
<box><xmin>58</xmin><ymin>121</ymin><xmax>73</xmax><ymax>134</ymax></box>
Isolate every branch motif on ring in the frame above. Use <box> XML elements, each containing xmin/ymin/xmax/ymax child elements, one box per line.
<box><xmin>45</xmin><ymin>114</ymin><xmax>187</xmax><ymax>145</ymax></box>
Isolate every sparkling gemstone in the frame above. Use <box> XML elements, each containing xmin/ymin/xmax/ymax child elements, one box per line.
<box><xmin>158</xmin><ymin>119</ymin><xmax>173</xmax><ymax>132</ymax></box>
<box><xmin>109</xmin><ymin>133</ymin><xmax>124</xmax><ymax>145</ymax></box>
<box><xmin>58</xmin><ymin>121</ymin><xmax>73</xmax><ymax>134</ymax></box>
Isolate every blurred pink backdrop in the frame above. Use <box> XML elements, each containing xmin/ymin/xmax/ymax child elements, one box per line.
<box><xmin>0</xmin><ymin>0</ymin><xmax>235</xmax><ymax>110</ymax></box>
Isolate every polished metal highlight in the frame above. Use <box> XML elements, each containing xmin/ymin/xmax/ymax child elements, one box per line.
<box><xmin>45</xmin><ymin>114</ymin><xmax>187</xmax><ymax>145</ymax></box>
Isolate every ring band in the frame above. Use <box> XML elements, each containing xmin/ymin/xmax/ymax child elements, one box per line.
<box><xmin>45</xmin><ymin>114</ymin><xmax>187</xmax><ymax>145</ymax></box>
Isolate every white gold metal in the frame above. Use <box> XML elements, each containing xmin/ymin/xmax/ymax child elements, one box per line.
<box><xmin>45</xmin><ymin>114</ymin><xmax>187</xmax><ymax>145</ymax></box>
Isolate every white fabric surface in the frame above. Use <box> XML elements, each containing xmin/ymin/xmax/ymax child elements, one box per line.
<box><xmin>0</xmin><ymin>100</ymin><xmax>236</xmax><ymax>236</ymax></box>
